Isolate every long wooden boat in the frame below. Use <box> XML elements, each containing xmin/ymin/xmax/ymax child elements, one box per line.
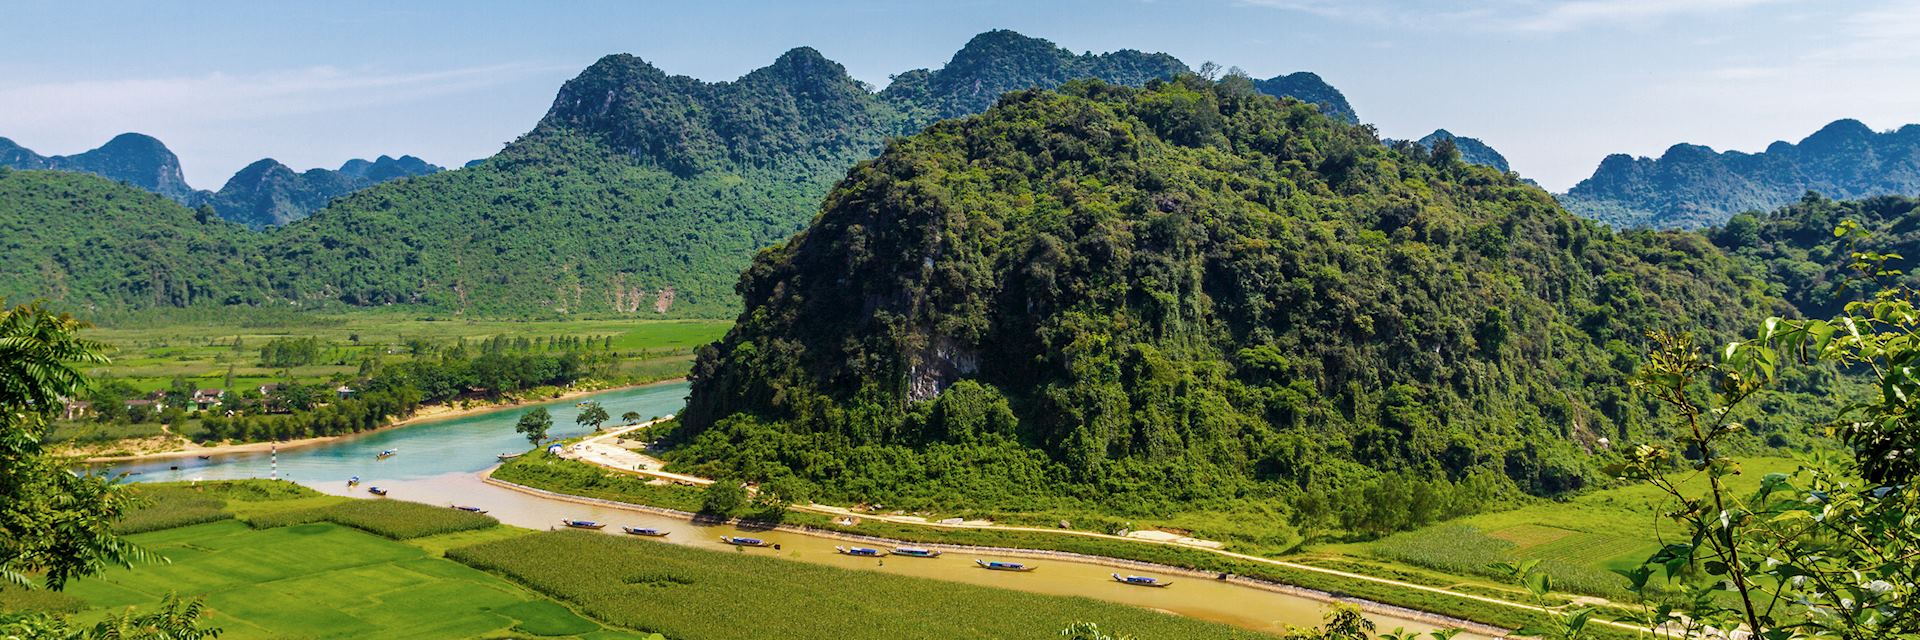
<box><xmin>367</xmin><ymin>487</ymin><xmax>388</xmax><ymax>496</ymax></box>
<box><xmin>720</xmin><ymin>536</ymin><xmax>774</xmax><ymax>547</ymax></box>
<box><xmin>1112</xmin><ymin>573</ymin><xmax>1172</xmax><ymax>588</ymax></box>
<box><xmin>451</xmin><ymin>505</ymin><xmax>488</xmax><ymax>514</ymax></box>
<box><xmin>622</xmin><ymin>526</ymin><xmax>669</xmax><ymax>537</ymax></box>
<box><xmin>975</xmin><ymin>559</ymin><xmax>1036</xmax><ymax>572</ymax></box>
<box><xmin>561</xmin><ymin>520</ymin><xmax>606</xmax><ymax>530</ymax></box>
<box><xmin>375</xmin><ymin>449</ymin><xmax>396</xmax><ymax>460</ymax></box>
<box><xmin>835</xmin><ymin>546</ymin><xmax>887</xmax><ymax>557</ymax></box>
<box><xmin>892</xmin><ymin>547</ymin><xmax>942</xmax><ymax>558</ymax></box>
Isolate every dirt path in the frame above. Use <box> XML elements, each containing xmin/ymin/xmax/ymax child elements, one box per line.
<box><xmin>563</xmin><ymin>420</ymin><xmax>1660</xmax><ymax>637</ymax></box>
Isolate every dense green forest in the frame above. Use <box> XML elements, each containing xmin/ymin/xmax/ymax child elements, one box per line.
<box><xmin>1562</xmin><ymin>119</ymin><xmax>1920</xmax><ymax>229</ymax></box>
<box><xmin>0</xmin><ymin>168</ymin><xmax>270</xmax><ymax>309</ymax></box>
<box><xmin>2</xmin><ymin>30</ymin><xmax>1379</xmax><ymax>318</ymax></box>
<box><xmin>1711</xmin><ymin>193</ymin><xmax>1920</xmax><ymax>317</ymax></box>
<box><xmin>666</xmin><ymin>76</ymin><xmax>1818</xmax><ymax>535</ymax></box>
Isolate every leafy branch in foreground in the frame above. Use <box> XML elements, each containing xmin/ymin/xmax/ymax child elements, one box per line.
<box><xmin>1615</xmin><ymin>223</ymin><xmax>1919</xmax><ymax>639</ymax></box>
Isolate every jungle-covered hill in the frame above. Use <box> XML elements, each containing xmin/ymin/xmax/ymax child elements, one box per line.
<box><xmin>0</xmin><ymin>168</ymin><xmax>269</xmax><ymax>310</ymax></box>
<box><xmin>1712</xmin><ymin>193</ymin><xmax>1920</xmax><ymax>318</ymax></box>
<box><xmin>667</xmin><ymin>76</ymin><xmax>1799</xmax><ymax>528</ymax></box>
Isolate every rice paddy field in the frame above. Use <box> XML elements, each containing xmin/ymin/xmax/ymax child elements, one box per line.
<box><xmin>62</xmin><ymin>520</ymin><xmax>656</xmax><ymax>639</ymax></box>
<box><xmin>24</xmin><ymin>481</ymin><xmax>661</xmax><ymax>639</ymax></box>
<box><xmin>449</xmin><ymin>530</ymin><xmax>1281</xmax><ymax>640</ymax></box>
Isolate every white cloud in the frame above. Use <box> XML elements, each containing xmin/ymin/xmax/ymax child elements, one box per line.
<box><xmin>0</xmin><ymin>63</ymin><xmax>561</xmax><ymax>133</ymax></box>
<box><xmin>1236</xmin><ymin>0</ymin><xmax>1790</xmax><ymax>32</ymax></box>
<box><xmin>1507</xmin><ymin>0</ymin><xmax>1785</xmax><ymax>32</ymax></box>
<box><xmin>0</xmin><ymin>63</ymin><xmax>570</xmax><ymax>185</ymax></box>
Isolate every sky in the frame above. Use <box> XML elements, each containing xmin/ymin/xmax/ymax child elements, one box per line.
<box><xmin>3</xmin><ymin>0</ymin><xmax>1916</xmax><ymax>192</ymax></box>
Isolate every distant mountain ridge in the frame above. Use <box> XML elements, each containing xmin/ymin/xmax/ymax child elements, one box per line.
<box><xmin>1560</xmin><ymin>119</ymin><xmax>1920</xmax><ymax>229</ymax></box>
<box><xmin>204</xmin><ymin>155</ymin><xmax>443</xmax><ymax>228</ymax></box>
<box><xmin>0</xmin><ymin>135</ymin><xmax>442</xmax><ymax>228</ymax></box>
<box><xmin>0</xmin><ymin>133</ymin><xmax>197</xmax><ymax>202</ymax></box>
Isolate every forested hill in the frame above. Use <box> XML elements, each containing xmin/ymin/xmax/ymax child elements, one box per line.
<box><xmin>1712</xmin><ymin>193</ymin><xmax>1920</xmax><ymax>319</ymax></box>
<box><xmin>879</xmin><ymin>29</ymin><xmax>1189</xmax><ymax>122</ymax></box>
<box><xmin>1562</xmin><ymin>119</ymin><xmax>1920</xmax><ymax>229</ymax></box>
<box><xmin>1251</xmin><ymin>71</ymin><xmax>1356</xmax><ymax>124</ymax></box>
<box><xmin>264</xmin><ymin>30</ymin><xmax>1365</xmax><ymax>316</ymax></box>
<box><xmin>669</xmin><ymin>77</ymin><xmax>1786</xmax><ymax>519</ymax></box>
<box><xmin>0</xmin><ymin>168</ymin><xmax>268</xmax><ymax>309</ymax></box>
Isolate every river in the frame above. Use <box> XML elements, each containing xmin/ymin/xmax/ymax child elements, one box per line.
<box><xmin>98</xmin><ymin>382</ymin><xmax>1494</xmax><ymax>639</ymax></box>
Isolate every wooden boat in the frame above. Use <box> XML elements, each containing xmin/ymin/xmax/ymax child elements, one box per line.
<box><xmin>836</xmin><ymin>546</ymin><xmax>887</xmax><ymax>557</ymax></box>
<box><xmin>621</xmin><ymin>526</ymin><xmax>669</xmax><ymax>537</ymax></box>
<box><xmin>720</xmin><ymin>536</ymin><xmax>774</xmax><ymax>547</ymax></box>
<box><xmin>376</xmin><ymin>449</ymin><xmax>396</xmax><ymax>460</ymax></box>
<box><xmin>1112</xmin><ymin>573</ymin><xmax>1171</xmax><ymax>588</ymax></box>
<box><xmin>196</xmin><ymin>455</ymin><xmax>212</xmax><ymax>460</ymax></box>
<box><xmin>561</xmin><ymin>520</ymin><xmax>606</xmax><ymax>530</ymax></box>
<box><xmin>892</xmin><ymin>547</ymin><xmax>942</xmax><ymax>558</ymax></box>
<box><xmin>497</xmin><ymin>452</ymin><xmax>522</xmax><ymax>461</ymax></box>
<box><xmin>367</xmin><ymin>487</ymin><xmax>388</xmax><ymax>496</ymax></box>
<box><xmin>975</xmin><ymin>559</ymin><xmax>1036</xmax><ymax>572</ymax></box>
<box><xmin>451</xmin><ymin>505</ymin><xmax>488</xmax><ymax>514</ymax></box>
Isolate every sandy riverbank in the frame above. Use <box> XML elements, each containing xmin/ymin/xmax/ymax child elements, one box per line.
<box><xmin>74</xmin><ymin>378</ymin><xmax>687</xmax><ymax>464</ymax></box>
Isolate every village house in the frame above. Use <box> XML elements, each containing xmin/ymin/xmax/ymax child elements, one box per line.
<box><xmin>192</xmin><ymin>388</ymin><xmax>225</xmax><ymax>411</ymax></box>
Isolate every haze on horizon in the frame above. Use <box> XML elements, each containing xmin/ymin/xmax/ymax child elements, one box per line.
<box><xmin>3</xmin><ymin>0</ymin><xmax>1915</xmax><ymax>193</ymax></box>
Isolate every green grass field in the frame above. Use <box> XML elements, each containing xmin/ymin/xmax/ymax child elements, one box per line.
<box><xmin>1317</xmin><ymin>456</ymin><xmax>1806</xmax><ymax>600</ymax></box>
<box><xmin>73</xmin><ymin>313</ymin><xmax>730</xmax><ymax>393</ymax></box>
<box><xmin>60</xmin><ymin>520</ymin><xmax>657</xmax><ymax>639</ymax></box>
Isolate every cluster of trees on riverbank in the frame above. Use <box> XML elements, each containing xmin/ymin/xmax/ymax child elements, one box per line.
<box><xmin>193</xmin><ymin>350</ymin><xmax>599</xmax><ymax>445</ymax></box>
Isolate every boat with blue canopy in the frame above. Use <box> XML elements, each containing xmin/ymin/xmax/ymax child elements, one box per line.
<box><xmin>1112</xmin><ymin>573</ymin><xmax>1171</xmax><ymax>588</ymax></box>
<box><xmin>622</xmin><ymin>526</ymin><xmax>669</xmax><ymax>537</ymax></box>
<box><xmin>975</xmin><ymin>559</ymin><xmax>1036</xmax><ymax>572</ymax></box>
<box><xmin>893</xmin><ymin>547</ymin><xmax>942</xmax><ymax>558</ymax></box>
<box><xmin>836</xmin><ymin>546</ymin><xmax>886</xmax><ymax>557</ymax></box>
<box><xmin>721</xmin><ymin>536</ymin><xmax>773</xmax><ymax>547</ymax></box>
<box><xmin>561</xmin><ymin>519</ymin><xmax>606</xmax><ymax>530</ymax></box>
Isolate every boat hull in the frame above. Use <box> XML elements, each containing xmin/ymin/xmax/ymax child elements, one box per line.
<box><xmin>622</xmin><ymin>528</ymin><xmax>669</xmax><ymax>537</ymax></box>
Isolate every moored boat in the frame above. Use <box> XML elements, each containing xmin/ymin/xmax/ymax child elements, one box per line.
<box><xmin>720</xmin><ymin>536</ymin><xmax>773</xmax><ymax>547</ymax></box>
<box><xmin>975</xmin><ymin>559</ymin><xmax>1035</xmax><ymax>572</ymax></box>
<box><xmin>561</xmin><ymin>519</ymin><xmax>606</xmax><ymax>530</ymax></box>
<box><xmin>497</xmin><ymin>452</ymin><xmax>521</xmax><ymax>461</ymax></box>
<box><xmin>1112</xmin><ymin>573</ymin><xmax>1171</xmax><ymax>588</ymax></box>
<box><xmin>376</xmin><ymin>449</ymin><xmax>396</xmax><ymax>459</ymax></box>
<box><xmin>452</xmin><ymin>505</ymin><xmax>487</xmax><ymax>514</ymax></box>
<box><xmin>367</xmin><ymin>487</ymin><xmax>388</xmax><ymax>496</ymax></box>
<box><xmin>622</xmin><ymin>526</ymin><xmax>669</xmax><ymax>537</ymax></box>
<box><xmin>836</xmin><ymin>546</ymin><xmax>887</xmax><ymax>557</ymax></box>
<box><xmin>892</xmin><ymin>546</ymin><xmax>942</xmax><ymax>558</ymax></box>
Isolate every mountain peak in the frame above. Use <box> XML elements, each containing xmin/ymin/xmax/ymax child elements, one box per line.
<box><xmin>1252</xmin><ymin>72</ymin><xmax>1358</xmax><ymax>124</ymax></box>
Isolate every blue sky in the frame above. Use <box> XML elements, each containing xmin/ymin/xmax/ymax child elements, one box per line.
<box><xmin>3</xmin><ymin>0</ymin><xmax>1915</xmax><ymax>191</ymax></box>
